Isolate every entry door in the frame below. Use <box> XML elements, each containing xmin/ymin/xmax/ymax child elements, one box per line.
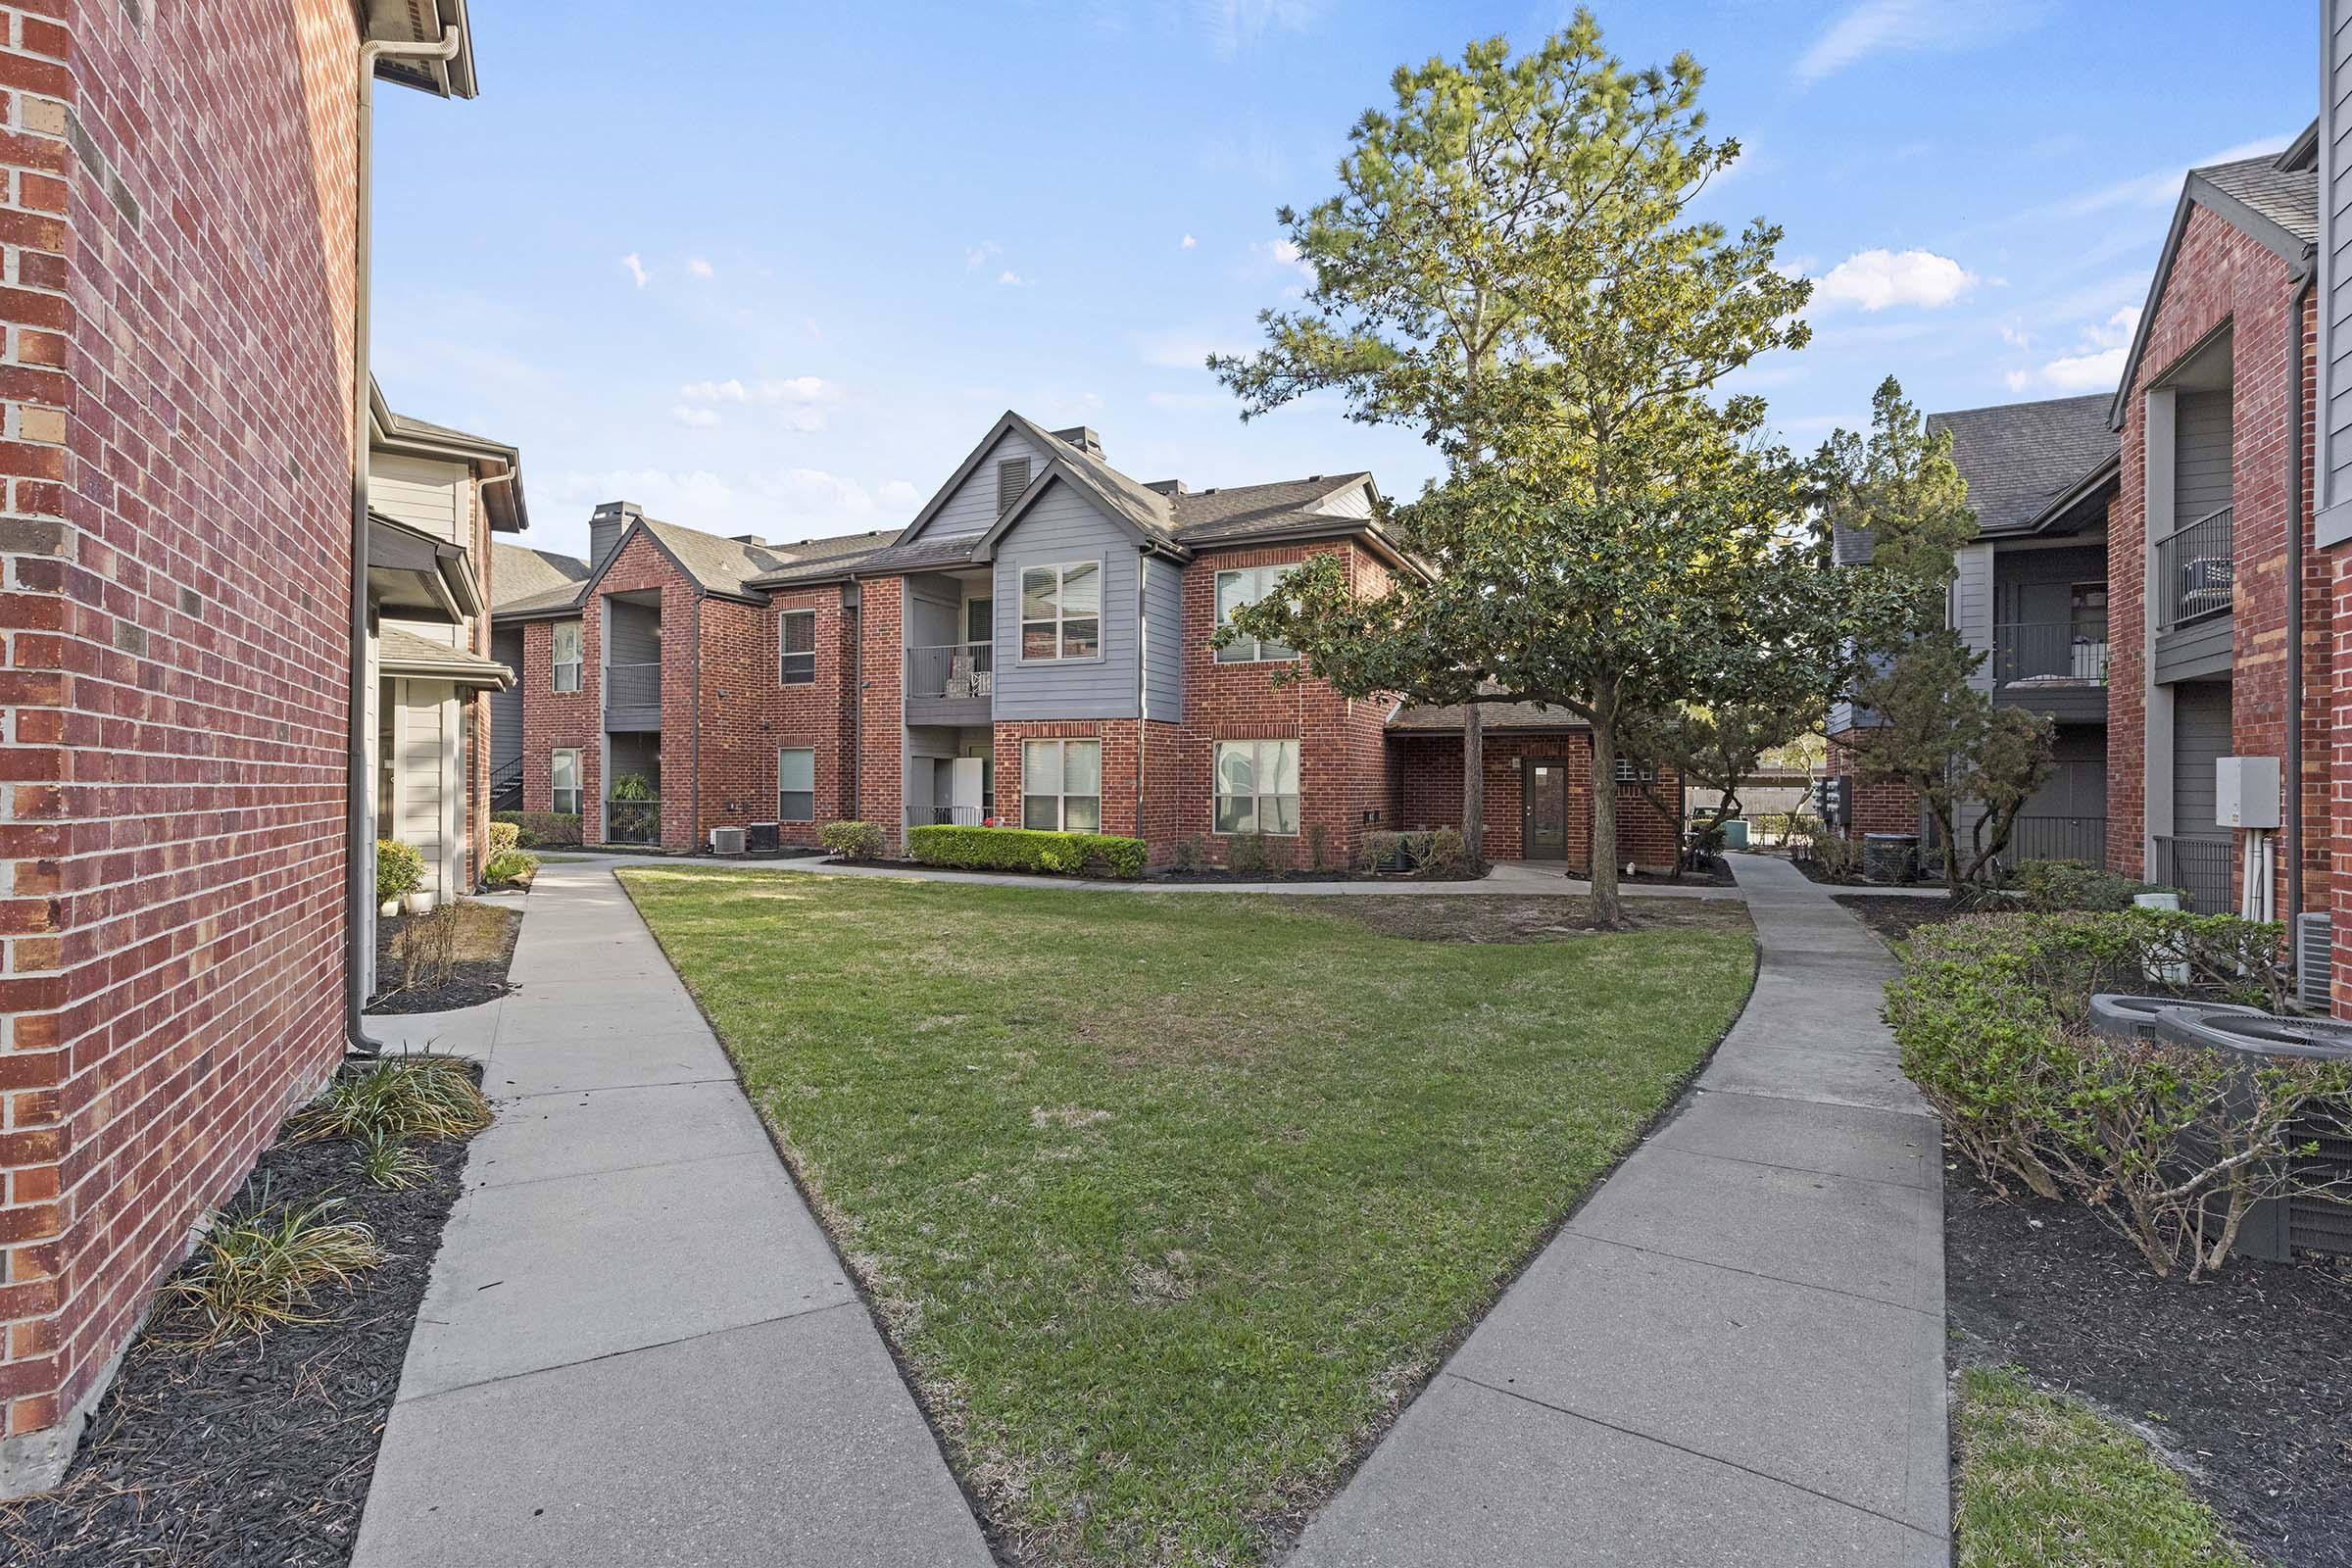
<box><xmin>950</xmin><ymin>757</ymin><xmax>986</xmax><ymax>823</ymax></box>
<box><xmin>1524</xmin><ymin>758</ymin><xmax>1569</xmax><ymax>860</ymax></box>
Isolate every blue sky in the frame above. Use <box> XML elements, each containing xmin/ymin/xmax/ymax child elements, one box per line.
<box><xmin>371</xmin><ymin>1</ymin><xmax>2313</xmax><ymax>562</ymax></box>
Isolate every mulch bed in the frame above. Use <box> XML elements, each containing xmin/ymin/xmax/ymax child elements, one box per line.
<box><xmin>1944</xmin><ymin>1168</ymin><xmax>2352</xmax><ymax>1568</ymax></box>
<box><xmin>0</xmin><ymin>1126</ymin><xmax>473</xmax><ymax>1567</ymax></box>
<box><xmin>1835</xmin><ymin>892</ymin><xmax>1967</xmax><ymax>949</ymax></box>
<box><xmin>366</xmin><ymin>903</ymin><xmax>521</xmax><ymax>1015</ymax></box>
<box><xmin>1153</xmin><ymin>867</ymin><xmax>1415</xmax><ymax>885</ymax></box>
<box><xmin>1619</xmin><ymin>859</ymin><xmax>1739</xmax><ymax>888</ymax></box>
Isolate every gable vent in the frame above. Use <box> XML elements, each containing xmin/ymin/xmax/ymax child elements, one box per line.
<box><xmin>997</xmin><ymin>457</ymin><xmax>1032</xmax><ymax>514</ymax></box>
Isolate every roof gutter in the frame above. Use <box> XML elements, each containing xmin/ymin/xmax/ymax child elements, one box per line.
<box><xmin>348</xmin><ymin>25</ymin><xmax>466</xmax><ymax>1058</ymax></box>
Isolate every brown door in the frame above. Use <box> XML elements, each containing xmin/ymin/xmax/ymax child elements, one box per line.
<box><xmin>1524</xmin><ymin>757</ymin><xmax>1569</xmax><ymax>859</ymax></box>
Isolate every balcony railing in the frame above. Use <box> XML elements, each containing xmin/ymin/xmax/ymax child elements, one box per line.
<box><xmin>605</xmin><ymin>798</ymin><xmax>661</xmax><ymax>846</ymax></box>
<box><xmin>1991</xmin><ymin>621</ymin><xmax>2107</xmax><ymax>688</ymax></box>
<box><xmin>2004</xmin><ymin>814</ymin><xmax>2108</xmax><ymax>866</ymax></box>
<box><xmin>929</xmin><ymin>805</ymin><xmax>985</xmax><ymax>826</ymax></box>
<box><xmin>2153</xmin><ymin>504</ymin><xmax>2233</xmax><ymax>629</ymax></box>
<box><xmin>906</xmin><ymin>642</ymin><xmax>993</xmax><ymax>702</ymax></box>
<box><xmin>605</xmin><ymin>660</ymin><xmax>662</xmax><ymax>710</ymax></box>
<box><xmin>2153</xmin><ymin>834</ymin><xmax>2233</xmax><ymax>913</ymax></box>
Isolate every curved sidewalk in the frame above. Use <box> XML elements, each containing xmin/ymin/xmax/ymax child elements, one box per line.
<box><xmin>351</xmin><ymin>862</ymin><xmax>992</xmax><ymax>1568</ymax></box>
<box><xmin>1291</xmin><ymin>854</ymin><xmax>1950</xmax><ymax>1567</ymax></box>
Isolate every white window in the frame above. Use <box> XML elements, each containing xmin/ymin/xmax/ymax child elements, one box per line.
<box><xmin>1022</xmin><ymin>739</ymin><xmax>1101</xmax><ymax>831</ymax></box>
<box><xmin>552</xmin><ymin>620</ymin><xmax>583</xmax><ymax>693</ymax></box>
<box><xmin>1614</xmin><ymin>757</ymin><xmax>1655</xmax><ymax>784</ymax></box>
<box><xmin>777</xmin><ymin>748</ymin><xmax>814</xmax><ymax>821</ymax></box>
<box><xmin>1215</xmin><ymin>739</ymin><xmax>1299</xmax><ymax>835</ymax></box>
<box><xmin>1019</xmin><ymin>562</ymin><xmax>1102</xmax><ymax>662</ymax></box>
<box><xmin>1214</xmin><ymin>564</ymin><xmax>1298</xmax><ymax>663</ymax></box>
<box><xmin>779</xmin><ymin>611</ymin><xmax>816</xmax><ymax>685</ymax></box>
<box><xmin>550</xmin><ymin>749</ymin><xmax>582</xmax><ymax>815</ymax></box>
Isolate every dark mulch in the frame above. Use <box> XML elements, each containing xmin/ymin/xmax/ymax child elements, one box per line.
<box><xmin>1620</xmin><ymin>859</ymin><xmax>1739</xmax><ymax>888</ymax></box>
<box><xmin>1330</xmin><ymin>893</ymin><xmax>1752</xmax><ymax>943</ymax></box>
<box><xmin>365</xmin><ymin>901</ymin><xmax>521</xmax><ymax>1015</ymax></box>
<box><xmin>1153</xmin><ymin>867</ymin><xmax>1392</xmax><ymax>884</ymax></box>
<box><xmin>1945</xmin><ymin>1168</ymin><xmax>2352</xmax><ymax>1568</ymax></box>
<box><xmin>1835</xmin><ymin>892</ymin><xmax>1966</xmax><ymax>949</ymax></box>
<box><xmin>0</xmin><ymin>1126</ymin><xmax>472</xmax><ymax>1567</ymax></box>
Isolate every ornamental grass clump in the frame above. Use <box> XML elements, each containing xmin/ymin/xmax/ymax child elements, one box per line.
<box><xmin>156</xmin><ymin>1187</ymin><xmax>386</xmax><ymax>1348</ymax></box>
<box><xmin>291</xmin><ymin>1054</ymin><xmax>491</xmax><ymax>1145</ymax></box>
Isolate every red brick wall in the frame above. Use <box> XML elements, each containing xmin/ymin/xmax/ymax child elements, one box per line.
<box><xmin>0</xmin><ymin>0</ymin><xmax>362</xmax><ymax>1478</ymax></box>
<box><xmin>701</xmin><ymin>586</ymin><xmax>858</xmax><ymax>847</ymax></box>
<box><xmin>518</xmin><ymin>613</ymin><xmax>599</xmax><ymax>831</ymax></box>
<box><xmin>857</xmin><ymin>577</ymin><xmax>903</xmax><ymax>849</ymax></box>
<box><xmin>1825</xmin><ymin>731</ymin><xmax>1920</xmax><ymax>842</ymax></box>
<box><xmin>1389</xmin><ymin>731</ymin><xmax>1682</xmax><ymax>869</ymax></box>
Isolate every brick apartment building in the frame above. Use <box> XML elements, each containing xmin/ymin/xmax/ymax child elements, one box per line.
<box><xmin>0</xmin><ymin>0</ymin><xmax>483</xmax><ymax>1495</ymax></box>
<box><xmin>494</xmin><ymin>413</ymin><xmax>1684</xmax><ymax>870</ymax></box>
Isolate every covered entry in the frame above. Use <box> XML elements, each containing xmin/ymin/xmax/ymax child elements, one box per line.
<box><xmin>1521</xmin><ymin>756</ymin><xmax>1571</xmax><ymax>860</ymax></box>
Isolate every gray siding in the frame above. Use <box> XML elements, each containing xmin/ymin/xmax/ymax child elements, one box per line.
<box><xmin>991</xmin><ymin>480</ymin><xmax>1140</xmax><ymax>720</ymax></box>
<box><xmin>490</xmin><ymin>626</ymin><xmax>523</xmax><ymax>773</ymax></box>
<box><xmin>1316</xmin><ymin>480</ymin><xmax>1375</xmax><ymax>519</ymax></box>
<box><xmin>904</xmin><ymin>575</ymin><xmax>962</xmax><ymax>649</ymax></box>
<box><xmin>2324</xmin><ymin>0</ymin><xmax>2352</xmax><ymax>543</ymax></box>
<box><xmin>608</xmin><ymin>600</ymin><xmax>661</xmax><ymax>664</ymax></box>
<box><xmin>1951</xmin><ymin>542</ymin><xmax>1994</xmax><ymax>695</ymax></box>
<box><xmin>909</xmin><ymin>429</ymin><xmax>1053</xmax><ymax>543</ymax></box>
<box><xmin>1141</xmin><ymin>555</ymin><xmax>1183</xmax><ymax>722</ymax></box>
<box><xmin>2171</xmin><ymin>680</ymin><xmax>2232</xmax><ymax>839</ymax></box>
<box><xmin>2155</xmin><ymin>617</ymin><xmax>2234</xmax><ymax>683</ymax></box>
<box><xmin>2175</xmin><ymin>389</ymin><xmax>2233</xmax><ymax>525</ymax></box>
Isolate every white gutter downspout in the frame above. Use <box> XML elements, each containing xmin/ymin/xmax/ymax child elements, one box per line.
<box><xmin>347</xmin><ymin>27</ymin><xmax>466</xmax><ymax>1056</ymax></box>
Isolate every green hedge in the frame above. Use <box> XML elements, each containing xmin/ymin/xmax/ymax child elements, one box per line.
<box><xmin>375</xmin><ymin>840</ymin><xmax>424</xmax><ymax>904</ymax></box>
<box><xmin>494</xmin><ymin>809</ymin><xmax>582</xmax><ymax>849</ymax></box>
<box><xmin>907</xmin><ymin>824</ymin><xmax>1147</xmax><ymax>880</ymax></box>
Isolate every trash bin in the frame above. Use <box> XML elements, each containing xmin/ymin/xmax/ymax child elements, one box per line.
<box><xmin>1720</xmin><ymin>818</ymin><xmax>1750</xmax><ymax>851</ymax></box>
<box><xmin>1862</xmin><ymin>832</ymin><xmax>1919</xmax><ymax>882</ymax></box>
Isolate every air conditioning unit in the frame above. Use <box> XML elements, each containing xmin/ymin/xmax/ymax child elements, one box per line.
<box><xmin>747</xmin><ymin>822</ymin><xmax>780</xmax><ymax>853</ymax></box>
<box><xmin>2295</xmin><ymin>912</ymin><xmax>2334</xmax><ymax>1011</ymax></box>
<box><xmin>709</xmin><ymin>826</ymin><xmax>747</xmax><ymax>857</ymax></box>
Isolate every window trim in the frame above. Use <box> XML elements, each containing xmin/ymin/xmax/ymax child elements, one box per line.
<box><xmin>1213</xmin><ymin>564</ymin><xmax>1299</xmax><ymax>663</ymax></box>
<box><xmin>779</xmin><ymin>609</ymin><xmax>817</xmax><ymax>685</ymax></box>
<box><xmin>1213</xmin><ymin>738</ymin><xmax>1301</xmax><ymax>837</ymax></box>
<box><xmin>551</xmin><ymin>619</ymin><xmax>583</xmax><ymax>693</ymax></box>
<box><xmin>1015</xmin><ymin>560</ymin><xmax>1105</xmax><ymax>665</ymax></box>
<box><xmin>550</xmin><ymin>748</ymin><xmax>582</xmax><ymax>815</ymax></box>
<box><xmin>1021</xmin><ymin>737</ymin><xmax>1102</xmax><ymax>832</ymax></box>
<box><xmin>776</xmin><ymin>746</ymin><xmax>815</xmax><ymax>822</ymax></box>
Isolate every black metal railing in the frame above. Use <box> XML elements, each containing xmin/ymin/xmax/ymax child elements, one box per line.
<box><xmin>489</xmin><ymin>757</ymin><xmax>523</xmax><ymax>811</ymax></box>
<box><xmin>2153</xmin><ymin>505</ymin><xmax>2233</xmax><ymax>629</ymax></box>
<box><xmin>605</xmin><ymin>798</ymin><xmax>661</xmax><ymax>846</ymax></box>
<box><xmin>930</xmin><ymin>805</ymin><xmax>984</xmax><ymax>826</ymax></box>
<box><xmin>906</xmin><ymin>642</ymin><xmax>993</xmax><ymax>701</ymax></box>
<box><xmin>2003</xmin><ymin>814</ymin><xmax>2109</xmax><ymax>866</ymax></box>
<box><xmin>605</xmin><ymin>660</ymin><xmax>662</xmax><ymax>710</ymax></box>
<box><xmin>2153</xmin><ymin>834</ymin><xmax>2233</xmax><ymax>913</ymax></box>
<box><xmin>1991</xmin><ymin>621</ymin><xmax>2107</xmax><ymax>687</ymax></box>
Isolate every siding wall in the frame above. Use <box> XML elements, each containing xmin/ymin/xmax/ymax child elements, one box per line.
<box><xmin>1952</xmin><ymin>542</ymin><xmax>1994</xmax><ymax>694</ymax></box>
<box><xmin>1141</xmin><ymin>555</ymin><xmax>1184</xmax><ymax>722</ymax></box>
<box><xmin>991</xmin><ymin>480</ymin><xmax>1142</xmax><ymax>719</ymax></box>
<box><xmin>2173</xmin><ymin>680</ymin><xmax>2232</xmax><ymax>838</ymax></box>
<box><xmin>2177</xmin><ymin>387</ymin><xmax>2235</xmax><ymax>523</ymax></box>
<box><xmin>490</xmin><ymin>627</ymin><xmax>523</xmax><ymax>774</ymax></box>
<box><xmin>370</xmin><ymin>453</ymin><xmax>466</xmax><ymax>540</ymax></box>
<box><xmin>2321</xmin><ymin>0</ymin><xmax>2352</xmax><ymax>544</ymax></box>
<box><xmin>909</xmin><ymin>429</ymin><xmax>1053</xmax><ymax>543</ymax></box>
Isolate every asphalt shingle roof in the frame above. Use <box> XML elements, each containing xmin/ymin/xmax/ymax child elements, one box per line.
<box><xmin>377</xmin><ymin>624</ymin><xmax>514</xmax><ymax>686</ymax></box>
<box><xmin>1170</xmin><ymin>474</ymin><xmax>1375</xmax><ymax>545</ymax></box>
<box><xmin>491</xmin><ymin>542</ymin><xmax>590</xmax><ymax>613</ymax></box>
<box><xmin>1387</xmin><ymin>699</ymin><xmax>1589</xmax><ymax>734</ymax></box>
<box><xmin>1926</xmin><ymin>394</ymin><xmax>2119</xmax><ymax>536</ymax></box>
<box><xmin>2196</xmin><ymin>153</ymin><xmax>2317</xmax><ymax>247</ymax></box>
<box><xmin>753</xmin><ymin>532</ymin><xmax>989</xmax><ymax>586</ymax></box>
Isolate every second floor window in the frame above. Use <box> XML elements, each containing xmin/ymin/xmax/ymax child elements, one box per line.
<box><xmin>1023</xmin><ymin>738</ymin><xmax>1100</xmax><ymax>831</ymax></box>
<box><xmin>550</xmin><ymin>748</ymin><xmax>581</xmax><ymax>815</ymax></box>
<box><xmin>780</xmin><ymin>611</ymin><xmax>816</xmax><ymax>684</ymax></box>
<box><xmin>552</xmin><ymin>620</ymin><xmax>582</xmax><ymax>693</ymax></box>
<box><xmin>1214</xmin><ymin>564</ymin><xmax>1298</xmax><ymax>662</ymax></box>
<box><xmin>1019</xmin><ymin>562</ymin><xmax>1101</xmax><ymax>662</ymax></box>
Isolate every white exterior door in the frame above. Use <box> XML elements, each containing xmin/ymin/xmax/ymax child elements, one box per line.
<box><xmin>951</xmin><ymin>757</ymin><xmax>985</xmax><ymax>823</ymax></box>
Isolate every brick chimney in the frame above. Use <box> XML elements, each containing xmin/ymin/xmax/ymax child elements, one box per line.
<box><xmin>589</xmin><ymin>500</ymin><xmax>643</xmax><ymax>567</ymax></box>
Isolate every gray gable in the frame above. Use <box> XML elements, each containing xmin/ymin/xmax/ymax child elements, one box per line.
<box><xmin>1927</xmin><ymin>395</ymin><xmax>2119</xmax><ymax>536</ymax></box>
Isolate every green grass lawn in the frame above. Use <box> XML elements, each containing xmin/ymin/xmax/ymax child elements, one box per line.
<box><xmin>620</xmin><ymin>868</ymin><xmax>1754</xmax><ymax>1567</ymax></box>
<box><xmin>1955</xmin><ymin>1367</ymin><xmax>2249</xmax><ymax>1568</ymax></box>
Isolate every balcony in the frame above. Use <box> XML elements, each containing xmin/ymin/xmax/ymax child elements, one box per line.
<box><xmin>2154</xmin><ymin>505</ymin><xmax>2233</xmax><ymax>631</ymax></box>
<box><xmin>906</xmin><ymin>641</ymin><xmax>993</xmax><ymax>725</ymax></box>
<box><xmin>606</xmin><ymin>660</ymin><xmax>662</xmax><ymax>731</ymax></box>
<box><xmin>1990</xmin><ymin>620</ymin><xmax>2107</xmax><ymax>720</ymax></box>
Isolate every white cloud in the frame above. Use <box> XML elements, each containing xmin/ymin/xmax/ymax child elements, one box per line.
<box><xmin>1997</xmin><ymin>321</ymin><xmax>2033</xmax><ymax>349</ymax></box>
<box><xmin>1811</xmin><ymin>249</ymin><xmax>1979</xmax><ymax>312</ymax></box>
<box><xmin>965</xmin><ymin>240</ymin><xmax>1002</xmax><ymax>270</ymax></box>
<box><xmin>547</xmin><ymin>466</ymin><xmax>889</xmax><ymax>538</ymax></box>
<box><xmin>878</xmin><ymin>479</ymin><xmax>921</xmax><ymax>509</ymax></box>
<box><xmin>687</xmin><ymin>258</ymin><xmax>715</xmax><ymax>279</ymax></box>
<box><xmin>671</xmin><ymin>405</ymin><xmax>721</xmax><ymax>429</ymax></box>
<box><xmin>675</xmin><ymin>375</ymin><xmax>844</xmax><ymax>431</ymax></box>
<box><xmin>1254</xmin><ymin>236</ymin><xmax>1316</xmax><ymax>287</ymax></box>
<box><xmin>1194</xmin><ymin>0</ymin><xmax>1323</xmax><ymax>60</ymax></box>
<box><xmin>998</xmin><ymin>270</ymin><xmax>1033</xmax><ymax>287</ymax></box>
<box><xmin>619</xmin><ymin>253</ymin><xmax>652</xmax><ymax>289</ymax></box>
<box><xmin>1180</xmin><ymin>233</ymin><xmax>1198</xmax><ymax>249</ymax></box>
<box><xmin>2004</xmin><ymin>307</ymin><xmax>2141</xmax><ymax>393</ymax></box>
<box><xmin>1793</xmin><ymin>0</ymin><xmax>2041</xmax><ymax>88</ymax></box>
<box><xmin>2048</xmin><ymin>137</ymin><xmax>2292</xmax><ymax>219</ymax></box>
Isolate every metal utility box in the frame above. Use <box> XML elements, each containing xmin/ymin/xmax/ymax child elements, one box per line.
<box><xmin>2215</xmin><ymin>756</ymin><xmax>2280</xmax><ymax>830</ymax></box>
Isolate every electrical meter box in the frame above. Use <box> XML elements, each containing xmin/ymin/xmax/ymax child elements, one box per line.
<box><xmin>2216</xmin><ymin>756</ymin><xmax>2280</xmax><ymax>830</ymax></box>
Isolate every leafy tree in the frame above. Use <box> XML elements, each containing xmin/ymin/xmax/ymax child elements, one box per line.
<box><xmin>1850</xmin><ymin>631</ymin><xmax>2055</xmax><ymax>895</ymax></box>
<box><xmin>1624</xmin><ymin>701</ymin><xmax>1818</xmax><ymax>867</ymax></box>
<box><xmin>1210</xmin><ymin>16</ymin><xmax>1822</xmax><ymax>922</ymax></box>
<box><xmin>1813</xmin><ymin>375</ymin><xmax>1980</xmax><ymax>652</ymax></box>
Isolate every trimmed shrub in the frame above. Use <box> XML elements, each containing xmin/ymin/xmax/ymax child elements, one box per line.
<box><xmin>374</xmin><ymin>840</ymin><xmax>424</xmax><ymax>905</ymax></box>
<box><xmin>483</xmin><ymin>850</ymin><xmax>537</xmax><ymax>887</ymax></box>
<box><xmin>2010</xmin><ymin>858</ymin><xmax>2175</xmax><ymax>913</ymax></box>
<box><xmin>906</xmin><ymin>824</ymin><xmax>1147</xmax><ymax>880</ymax></box>
<box><xmin>496</xmin><ymin>809</ymin><xmax>582</xmax><ymax>849</ymax></box>
<box><xmin>486</xmin><ymin>820</ymin><xmax>521</xmax><ymax>859</ymax></box>
<box><xmin>1225</xmin><ymin>832</ymin><xmax>1283</xmax><ymax>876</ymax></box>
<box><xmin>1356</xmin><ymin>828</ymin><xmax>1476</xmax><ymax>878</ymax></box>
<box><xmin>819</xmin><ymin>819</ymin><xmax>887</xmax><ymax>859</ymax></box>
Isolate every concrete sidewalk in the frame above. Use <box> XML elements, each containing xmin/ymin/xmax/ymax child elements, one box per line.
<box><xmin>352</xmin><ymin>863</ymin><xmax>991</xmax><ymax>1568</ymax></box>
<box><xmin>1292</xmin><ymin>854</ymin><xmax>1949</xmax><ymax>1566</ymax></box>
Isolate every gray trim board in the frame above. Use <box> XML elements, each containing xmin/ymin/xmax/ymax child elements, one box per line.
<box><xmin>2154</xmin><ymin>616</ymin><xmax>2234</xmax><ymax>683</ymax></box>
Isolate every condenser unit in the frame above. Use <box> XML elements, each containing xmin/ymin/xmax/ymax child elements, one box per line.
<box><xmin>708</xmin><ymin>826</ymin><xmax>747</xmax><ymax>857</ymax></box>
<box><xmin>2295</xmin><ymin>912</ymin><xmax>2334</xmax><ymax>1011</ymax></box>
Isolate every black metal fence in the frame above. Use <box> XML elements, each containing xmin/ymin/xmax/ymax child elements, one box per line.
<box><xmin>605</xmin><ymin>799</ymin><xmax>661</xmax><ymax>846</ymax></box>
<box><xmin>2003</xmin><ymin>815</ymin><xmax>2109</xmax><ymax>866</ymax></box>
<box><xmin>2152</xmin><ymin>835</ymin><xmax>2234</xmax><ymax>913</ymax></box>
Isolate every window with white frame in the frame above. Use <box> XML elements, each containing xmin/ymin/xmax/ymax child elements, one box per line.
<box><xmin>550</xmin><ymin>749</ymin><xmax>582</xmax><ymax>815</ymax></box>
<box><xmin>777</xmin><ymin>748</ymin><xmax>814</xmax><ymax>821</ymax></box>
<box><xmin>1614</xmin><ymin>757</ymin><xmax>1655</xmax><ymax>784</ymax></box>
<box><xmin>551</xmin><ymin>620</ymin><xmax>583</xmax><ymax>693</ymax></box>
<box><xmin>1022</xmin><ymin>738</ymin><xmax>1101</xmax><ymax>831</ymax></box>
<box><xmin>1213</xmin><ymin>564</ymin><xmax>1298</xmax><ymax>662</ymax></box>
<box><xmin>1018</xmin><ymin>562</ymin><xmax>1101</xmax><ymax>661</ymax></box>
<box><xmin>1214</xmin><ymin>739</ymin><xmax>1299</xmax><ymax>835</ymax></box>
<box><xmin>779</xmin><ymin>610</ymin><xmax>816</xmax><ymax>685</ymax></box>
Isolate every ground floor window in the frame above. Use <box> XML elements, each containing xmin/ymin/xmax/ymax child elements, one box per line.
<box><xmin>1214</xmin><ymin>738</ymin><xmax>1299</xmax><ymax>835</ymax></box>
<box><xmin>778</xmin><ymin>747</ymin><xmax>814</xmax><ymax>821</ymax></box>
<box><xmin>551</xmin><ymin>748</ymin><xmax>582</xmax><ymax>815</ymax></box>
<box><xmin>1023</xmin><ymin>738</ymin><xmax>1101</xmax><ymax>831</ymax></box>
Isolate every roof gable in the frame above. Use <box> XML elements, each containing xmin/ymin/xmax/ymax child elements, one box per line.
<box><xmin>973</xmin><ymin>461</ymin><xmax>1184</xmax><ymax>563</ymax></box>
<box><xmin>894</xmin><ymin>417</ymin><xmax>1058</xmax><ymax>546</ymax></box>
<box><xmin>1927</xmin><ymin>395</ymin><xmax>2119</xmax><ymax>536</ymax></box>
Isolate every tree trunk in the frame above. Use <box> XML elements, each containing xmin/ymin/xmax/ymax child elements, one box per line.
<box><xmin>1462</xmin><ymin>703</ymin><xmax>1486</xmax><ymax>867</ymax></box>
<box><xmin>1591</xmin><ymin>705</ymin><xmax>1623</xmax><ymax>928</ymax></box>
